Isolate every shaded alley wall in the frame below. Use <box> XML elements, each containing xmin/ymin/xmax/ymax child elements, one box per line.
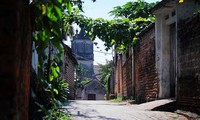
<box><xmin>122</xmin><ymin>56</ymin><xmax>133</xmax><ymax>99</ymax></box>
<box><xmin>177</xmin><ymin>14</ymin><xmax>200</xmax><ymax>109</ymax></box>
<box><xmin>62</xmin><ymin>45</ymin><xmax>77</xmax><ymax>99</ymax></box>
<box><xmin>0</xmin><ymin>0</ymin><xmax>31</xmax><ymax>119</ymax></box>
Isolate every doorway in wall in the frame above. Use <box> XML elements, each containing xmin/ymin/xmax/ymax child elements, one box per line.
<box><xmin>88</xmin><ymin>94</ymin><xmax>96</xmax><ymax>100</ymax></box>
<box><xmin>169</xmin><ymin>23</ymin><xmax>176</xmax><ymax>98</ymax></box>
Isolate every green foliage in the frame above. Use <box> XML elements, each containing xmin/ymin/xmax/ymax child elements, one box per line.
<box><xmin>110</xmin><ymin>96</ymin><xmax>123</xmax><ymax>103</ymax></box>
<box><xmin>31</xmin><ymin>0</ymin><xmax>84</xmax><ymax>119</ymax></box>
<box><xmin>76</xmin><ymin>64</ymin><xmax>90</xmax><ymax>79</ymax></box>
<box><xmin>43</xmin><ymin>109</ymin><xmax>70</xmax><ymax>120</ymax></box>
<box><xmin>75</xmin><ymin>64</ymin><xmax>92</xmax><ymax>89</ymax></box>
<box><xmin>98</xmin><ymin>61</ymin><xmax>112</xmax><ymax>93</ymax></box>
<box><xmin>104</xmin><ymin>73</ymin><xmax>111</xmax><ymax>93</ymax></box>
<box><xmin>109</xmin><ymin>0</ymin><xmax>156</xmax><ymax>20</ymax></box>
<box><xmin>66</xmin><ymin>0</ymin><xmax>156</xmax><ymax>51</ymax></box>
<box><xmin>75</xmin><ymin>76</ymin><xmax>92</xmax><ymax>89</ymax></box>
<box><xmin>80</xmin><ymin>78</ymin><xmax>92</xmax><ymax>87</ymax></box>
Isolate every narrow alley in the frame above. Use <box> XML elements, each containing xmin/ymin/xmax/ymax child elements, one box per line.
<box><xmin>1</xmin><ymin>0</ymin><xmax>200</xmax><ymax>119</ymax></box>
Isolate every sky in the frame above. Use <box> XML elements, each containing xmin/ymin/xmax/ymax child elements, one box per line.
<box><xmin>65</xmin><ymin>0</ymin><xmax>158</xmax><ymax>65</ymax></box>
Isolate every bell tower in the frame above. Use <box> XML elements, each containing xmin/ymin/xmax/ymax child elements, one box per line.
<box><xmin>71</xmin><ymin>30</ymin><xmax>94</xmax><ymax>79</ymax></box>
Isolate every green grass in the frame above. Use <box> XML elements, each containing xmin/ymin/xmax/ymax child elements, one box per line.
<box><xmin>110</xmin><ymin>97</ymin><xmax>123</xmax><ymax>102</ymax></box>
<box><xmin>44</xmin><ymin>109</ymin><xmax>71</xmax><ymax>120</ymax></box>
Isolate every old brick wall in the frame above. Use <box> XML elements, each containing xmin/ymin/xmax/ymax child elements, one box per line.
<box><xmin>64</xmin><ymin>57</ymin><xmax>76</xmax><ymax>99</ymax></box>
<box><xmin>135</xmin><ymin>24</ymin><xmax>159</xmax><ymax>103</ymax></box>
<box><xmin>0</xmin><ymin>0</ymin><xmax>31</xmax><ymax>119</ymax></box>
<box><xmin>115</xmin><ymin>54</ymin><xmax>123</xmax><ymax>97</ymax></box>
<box><xmin>114</xmin><ymin>59</ymin><xmax>118</xmax><ymax>95</ymax></box>
<box><xmin>122</xmin><ymin>56</ymin><xmax>133</xmax><ymax>99</ymax></box>
<box><xmin>63</xmin><ymin>46</ymin><xmax>77</xmax><ymax>99</ymax></box>
<box><xmin>177</xmin><ymin>14</ymin><xmax>200</xmax><ymax>109</ymax></box>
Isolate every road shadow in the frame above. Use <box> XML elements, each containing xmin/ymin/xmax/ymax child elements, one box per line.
<box><xmin>152</xmin><ymin>101</ymin><xmax>177</xmax><ymax>112</ymax></box>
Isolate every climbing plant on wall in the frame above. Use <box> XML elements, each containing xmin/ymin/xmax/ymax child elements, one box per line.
<box><xmin>30</xmin><ymin>0</ymin><xmax>84</xmax><ymax>119</ymax></box>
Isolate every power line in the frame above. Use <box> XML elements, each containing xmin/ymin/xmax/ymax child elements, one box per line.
<box><xmin>94</xmin><ymin>50</ymin><xmax>112</xmax><ymax>55</ymax></box>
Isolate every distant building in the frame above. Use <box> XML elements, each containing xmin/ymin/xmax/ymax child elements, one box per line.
<box><xmin>71</xmin><ymin>30</ymin><xmax>94</xmax><ymax>80</ymax></box>
<box><xmin>81</xmin><ymin>80</ymin><xmax>106</xmax><ymax>100</ymax></box>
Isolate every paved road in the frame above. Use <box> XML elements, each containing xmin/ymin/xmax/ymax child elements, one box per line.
<box><xmin>63</xmin><ymin>100</ymin><xmax>188</xmax><ymax>120</ymax></box>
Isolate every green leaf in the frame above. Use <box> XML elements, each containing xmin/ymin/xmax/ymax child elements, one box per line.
<box><xmin>50</xmin><ymin>75</ymin><xmax>54</xmax><ymax>81</ymax></box>
<box><xmin>53</xmin><ymin>89</ymin><xmax>59</xmax><ymax>95</ymax></box>
<box><xmin>47</xmin><ymin>6</ymin><xmax>58</xmax><ymax>22</ymax></box>
<box><xmin>58</xmin><ymin>0</ymin><xmax>62</xmax><ymax>3</ymax></box>
<box><xmin>54</xmin><ymin>6</ymin><xmax>62</xmax><ymax>19</ymax></box>
<box><xmin>41</xmin><ymin>31</ymin><xmax>46</xmax><ymax>41</ymax></box>
<box><xmin>66</xmin><ymin>1</ymin><xmax>72</xmax><ymax>14</ymax></box>
<box><xmin>42</xmin><ymin>4</ymin><xmax>46</xmax><ymax>15</ymax></box>
<box><xmin>55</xmin><ymin>66</ymin><xmax>60</xmax><ymax>72</ymax></box>
<box><xmin>34</xmin><ymin>34</ymin><xmax>38</xmax><ymax>41</ymax></box>
<box><xmin>56</xmin><ymin>100</ymin><xmax>62</xmax><ymax>106</ymax></box>
<box><xmin>52</xmin><ymin>67</ymin><xmax>59</xmax><ymax>78</ymax></box>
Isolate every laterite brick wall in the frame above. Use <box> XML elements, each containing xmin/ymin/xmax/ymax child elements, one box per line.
<box><xmin>122</xmin><ymin>56</ymin><xmax>133</xmax><ymax>98</ymax></box>
<box><xmin>135</xmin><ymin>24</ymin><xmax>159</xmax><ymax>103</ymax></box>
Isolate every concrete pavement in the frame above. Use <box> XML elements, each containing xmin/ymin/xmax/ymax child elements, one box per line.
<box><xmin>63</xmin><ymin>100</ymin><xmax>189</xmax><ymax>120</ymax></box>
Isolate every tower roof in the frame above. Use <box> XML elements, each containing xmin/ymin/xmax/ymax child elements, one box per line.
<box><xmin>73</xmin><ymin>29</ymin><xmax>90</xmax><ymax>40</ymax></box>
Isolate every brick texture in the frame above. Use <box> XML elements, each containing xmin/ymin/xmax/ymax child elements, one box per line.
<box><xmin>62</xmin><ymin>45</ymin><xmax>77</xmax><ymax>99</ymax></box>
<box><xmin>114</xmin><ymin>55</ymin><xmax>123</xmax><ymax>96</ymax></box>
<box><xmin>122</xmin><ymin>56</ymin><xmax>133</xmax><ymax>98</ymax></box>
<box><xmin>135</xmin><ymin>24</ymin><xmax>159</xmax><ymax>103</ymax></box>
<box><xmin>0</xmin><ymin>0</ymin><xmax>31</xmax><ymax>119</ymax></box>
<box><xmin>177</xmin><ymin>14</ymin><xmax>200</xmax><ymax>108</ymax></box>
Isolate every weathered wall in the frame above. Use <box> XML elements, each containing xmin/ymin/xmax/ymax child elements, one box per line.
<box><xmin>0</xmin><ymin>0</ymin><xmax>31</xmax><ymax>119</ymax></box>
<box><xmin>177</xmin><ymin>14</ymin><xmax>200</xmax><ymax>109</ymax></box>
<box><xmin>81</xmin><ymin>93</ymin><xmax>105</xmax><ymax>100</ymax></box>
<box><xmin>116</xmin><ymin>55</ymin><xmax>123</xmax><ymax>97</ymax></box>
<box><xmin>114</xmin><ymin>57</ymin><xmax>118</xmax><ymax>95</ymax></box>
<box><xmin>155</xmin><ymin>13</ymin><xmax>172</xmax><ymax>98</ymax></box>
<box><xmin>81</xmin><ymin>80</ymin><xmax>106</xmax><ymax>100</ymax></box>
<box><xmin>62</xmin><ymin>48</ymin><xmax>76</xmax><ymax>99</ymax></box>
<box><xmin>122</xmin><ymin>56</ymin><xmax>133</xmax><ymax>99</ymax></box>
<box><xmin>110</xmin><ymin>66</ymin><xmax>115</xmax><ymax>95</ymax></box>
<box><xmin>135</xmin><ymin>24</ymin><xmax>159</xmax><ymax>103</ymax></box>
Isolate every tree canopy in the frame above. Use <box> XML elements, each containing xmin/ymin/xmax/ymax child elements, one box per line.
<box><xmin>109</xmin><ymin>0</ymin><xmax>156</xmax><ymax>19</ymax></box>
<box><xmin>66</xmin><ymin>0</ymin><xmax>156</xmax><ymax>51</ymax></box>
